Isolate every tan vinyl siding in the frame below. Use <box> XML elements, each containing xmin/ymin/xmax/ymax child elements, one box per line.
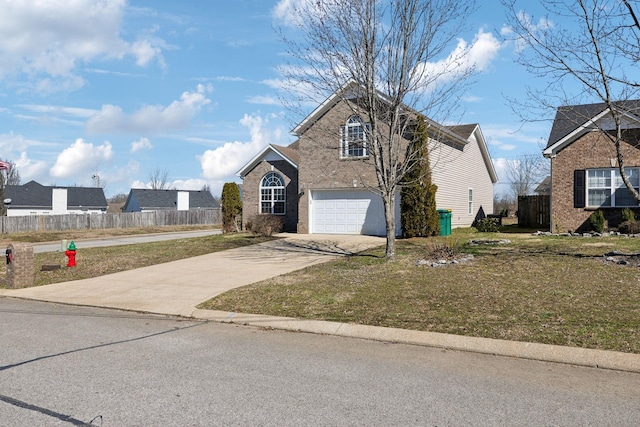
<box><xmin>430</xmin><ymin>133</ymin><xmax>494</xmax><ymax>227</ymax></box>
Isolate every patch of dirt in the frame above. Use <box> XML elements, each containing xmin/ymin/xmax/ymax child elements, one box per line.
<box><xmin>603</xmin><ymin>251</ymin><xmax>640</xmax><ymax>266</ymax></box>
<box><xmin>416</xmin><ymin>253</ymin><xmax>474</xmax><ymax>268</ymax></box>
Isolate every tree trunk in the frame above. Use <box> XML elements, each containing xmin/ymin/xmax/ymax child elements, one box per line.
<box><xmin>382</xmin><ymin>191</ymin><xmax>396</xmax><ymax>259</ymax></box>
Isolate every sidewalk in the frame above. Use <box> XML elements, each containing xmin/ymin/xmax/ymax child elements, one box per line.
<box><xmin>2</xmin><ymin>233</ymin><xmax>640</xmax><ymax>373</ymax></box>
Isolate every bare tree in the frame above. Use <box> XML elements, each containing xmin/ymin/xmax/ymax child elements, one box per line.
<box><xmin>494</xmin><ymin>192</ymin><xmax>516</xmax><ymax>217</ymax></box>
<box><xmin>0</xmin><ymin>159</ymin><xmax>20</xmax><ymax>215</ymax></box>
<box><xmin>148</xmin><ymin>167</ymin><xmax>171</xmax><ymax>190</ymax></box>
<box><xmin>502</xmin><ymin>0</ymin><xmax>640</xmax><ymax>201</ymax></box>
<box><xmin>279</xmin><ymin>0</ymin><xmax>477</xmax><ymax>258</ymax></box>
<box><xmin>504</xmin><ymin>154</ymin><xmax>549</xmax><ymax>200</ymax></box>
<box><xmin>108</xmin><ymin>193</ymin><xmax>128</xmax><ymax>203</ymax></box>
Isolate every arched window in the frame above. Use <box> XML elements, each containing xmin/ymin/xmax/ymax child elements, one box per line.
<box><xmin>340</xmin><ymin>115</ymin><xmax>369</xmax><ymax>158</ymax></box>
<box><xmin>260</xmin><ymin>172</ymin><xmax>285</xmax><ymax>214</ymax></box>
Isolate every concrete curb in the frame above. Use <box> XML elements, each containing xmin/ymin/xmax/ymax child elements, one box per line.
<box><xmin>192</xmin><ymin>309</ymin><xmax>640</xmax><ymax>373</ymax></box>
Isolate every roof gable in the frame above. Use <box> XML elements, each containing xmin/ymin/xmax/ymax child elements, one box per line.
<box><xmin>292</xmin><ymin>81</ymin><xmax>470</xmax><ymax>148</ymax></box>
<box><xmin>544</xmin><ymin>100</ymin><xmax>640</xmax><ymax>157</ymax></box>
<box><xmin>236</xmin><ymin>143</ymin><xmax>299</xmax><ymax>178</ymax></box>
<box><xmin>447</xmin><ymin>124</ymin><xmax>498</xmax><ymax>184</ymax></box>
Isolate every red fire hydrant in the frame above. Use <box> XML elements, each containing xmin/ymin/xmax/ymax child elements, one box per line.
<box><xmin>65</xmin><ymin>241</ymin><xmax>77</xmax><ymax>267</ymax></box>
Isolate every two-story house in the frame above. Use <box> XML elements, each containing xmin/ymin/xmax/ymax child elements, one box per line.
<box><xmin>238</xmin><ymin>84</ymin><xmax>497</xmax><ymax>236</ymax></box>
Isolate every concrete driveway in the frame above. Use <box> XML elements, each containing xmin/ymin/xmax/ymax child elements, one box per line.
<box><xmin>1</xmin><ymin>233</ymin><xmax>385</xmax><ymax>317</ymax></box>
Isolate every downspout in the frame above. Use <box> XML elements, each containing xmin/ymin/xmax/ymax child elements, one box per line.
<box><xmin>549</xmin><ymin>154</ymin><xmax>555</xmax><ymax>233</ymax></box>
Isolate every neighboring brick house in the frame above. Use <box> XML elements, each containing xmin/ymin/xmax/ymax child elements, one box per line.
<box><xmin>237</xmin><ymin>83</ymin><xmax>497</xmax><ymax>236</ymax></box>
<box><xmin>122</xmin><ymin>188</ymin><xmax>219</xmax><ymax>212</ymax></box>
<box><xmin>3</xmin><ymin>180</ymin><xmax>107</xmax><ymax>216</ymax></box>
<box><xmin>543</xmin><ymin>101</ymin><xmax>640</xmax><ymax>232</ymax></box>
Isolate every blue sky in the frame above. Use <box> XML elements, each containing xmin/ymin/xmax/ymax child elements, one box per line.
<box><xmin>0</xmin><ymin>0</ymin><xmax>553</xmax><ymax>198</ymax></box>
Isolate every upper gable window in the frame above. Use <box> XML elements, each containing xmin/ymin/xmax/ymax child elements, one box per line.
<box><xmin>260</xmin><ymin>172</ymin><xmax>286</xmax><ymax>215</ymax></box>
<box><xmin>341</xmin><ymin>116</ymin><xmax>369</xmax><ymax>158</ymax></box>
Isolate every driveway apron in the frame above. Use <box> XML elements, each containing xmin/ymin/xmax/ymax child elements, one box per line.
<box><xmin>1</xmin><ymin>234</ymin><xmax>384</xmax><ymax>317</ymax></box>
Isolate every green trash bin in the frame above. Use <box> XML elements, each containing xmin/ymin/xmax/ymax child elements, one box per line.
<box><xmin>437</xmin><ymin>209</ymin><xmax>452</xmax><ymax>236</ymax></box>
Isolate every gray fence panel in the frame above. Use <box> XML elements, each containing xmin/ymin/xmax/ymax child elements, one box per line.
<box><xmin>0</xmin><ymin>209</ymin><xmax>221</xmax><ymax>234</ymax></box>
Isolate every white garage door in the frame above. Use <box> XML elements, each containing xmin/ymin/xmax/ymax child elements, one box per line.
<box><xmin>310</xmin><ymin>189</ymin><xmax>400</xmax><ymax>236</ymax></box>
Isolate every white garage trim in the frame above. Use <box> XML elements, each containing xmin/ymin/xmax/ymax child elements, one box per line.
<box><xmin>309</xmin><ymin>189</ymin><xmax>401</xmax><ymax>236</ymax></box>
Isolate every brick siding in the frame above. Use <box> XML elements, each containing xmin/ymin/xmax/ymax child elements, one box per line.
<box><xmin>242</xmin><ymin>160</ymin><xmax>298</xmax><ymax>232</ymax></box>
<box><xmin>296</xmin><ymin>99</ymin><xmax>400</xmax><ymax>233</ymax></box>
<box><xmin>6</xmin><ymin>242</ymin><xmax>34</xmax><ymax>289</ymax></box>
<box><xmin>551</xmin><ymin>130</ymin><xmax>640</xmax><ymax>232</ymax></box>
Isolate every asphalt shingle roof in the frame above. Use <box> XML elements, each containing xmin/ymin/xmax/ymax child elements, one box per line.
<box><xmin>3</xmin><ymin>181</ymin><xmax>107</xmax><ymax>209</ymax></box>
<box><xmin>546</xmin><ymin>100</ymin><xmax>640</xmax><ymax>149</ymax></box>
<box><xmin>446</xmin><ymin>124</ymin><xmax>478</xmax><ymax>140</ymax></box>
<box><xmin>273</xmin><ymin>141</ymin><xmax>300</xmax><ymax>165</ymax></box>
<box><xmin>124</xmin><ymin>188</ymin><xmax>218</xmax><ymax>211</ymax></box>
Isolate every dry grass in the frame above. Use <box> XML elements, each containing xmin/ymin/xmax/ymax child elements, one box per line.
<box><xmin>0</xmin><ymin>224</ymin><xmax>215</xmax><ymax>245</ymax></box>
<box><xmin>0</xmin><ymin>228</ymin><xmax>273</xmax><ymax>288</ymax></box>
<box><xmin>200</xmin><ymin>229</ymin><xmax>640</xmax><ymax>354</ymax></box>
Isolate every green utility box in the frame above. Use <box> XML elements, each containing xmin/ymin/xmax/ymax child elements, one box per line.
<box><xmin>437</xmin><ymin>209</ymin><xmax>452</xmax><ymax>236</ymax></box>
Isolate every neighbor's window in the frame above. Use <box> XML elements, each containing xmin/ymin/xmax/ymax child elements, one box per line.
<box><xmin>468</xmin><ymin>188</ymin><xmax>473</xmax><ymax>215</ymax></box>
<box><xmin>260</xmin><ymin>172</ymin><xmax>285</xmax><ymax>214</ymax></box>
<box><xmin>587</xmin><ymin>168</ymin><xmax>640</xmax><ymax>207</ymax></box>
<box><xmin>341</xmin><ymin>115</ymin><xmax>369</xmax><ymax>158</ymax></box>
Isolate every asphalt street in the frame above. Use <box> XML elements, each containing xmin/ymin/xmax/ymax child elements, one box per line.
<box><xmin>31</xmin><ymin>229</ymin><xmax>221</xmax><ymax>253</ymax></box>
<box><xmin>1</xmin><ymin>299</ymin><xmax>639</xmax><ymax>426</ymax></box>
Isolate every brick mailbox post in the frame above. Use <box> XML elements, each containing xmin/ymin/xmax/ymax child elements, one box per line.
<box><xmin>6</xmin><ymin>242</ymin><xmax>34</xmax><ymax>289</ymax></box>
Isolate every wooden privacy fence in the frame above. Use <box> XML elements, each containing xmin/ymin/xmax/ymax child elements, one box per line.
<box><xmin>518</xmin><ymin>195</ymin><xmax>550</xmax><ymax>229</ymax></box>
<box><xmin>0</xmin><ymin>209</ymin><xmax>221</xmax><ymax>234</ymax></box>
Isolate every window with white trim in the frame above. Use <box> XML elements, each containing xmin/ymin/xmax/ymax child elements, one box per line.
<box><xmin>468</xmin><ymin>188</ymin><xmax>473</xmax><ymax>215</ymax></box>
<box><xmin>260</xmin><ymin>172</ymin><xmax>286</xmax><ymax>214</ymax></box>
<box><xmin>340</xmin><ymin>115</ymin><xmax>369</xmax><ymax>158</ymax></box>
<box><xmin>587</xmin><ymin>168</ymin><xmax>640</xmax><ymax>207</ymax></box>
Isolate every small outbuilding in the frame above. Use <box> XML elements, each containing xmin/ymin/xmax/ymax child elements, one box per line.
<box><xmin>122</xmin><ymin>188</ymin><xmax>218</xmax><ymax>213</ymax></box>
<box><xmin>3</xmin><ymin>181</ymin><xmax>107</xmax><ymax>216</ymax></box>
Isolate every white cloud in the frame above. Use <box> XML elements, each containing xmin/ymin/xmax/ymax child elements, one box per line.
<box><xmin>506</xmin><ymin>13</ymin><xmax>554</xmax><ymax>53</ymax></box>
<box><xmin>50</xmin><ymin>138</ymin><xmax>113</xmax><ymax>179</ymax></box>
<box><xmin>416</xmin><ymin>29</ymin><xmax>503</xmax><ymax>88</ymax></box>
<box><xmin>0</xmin><ymin>0</ymin><xmax>165</xmax><ymax>92</ymax></box>
<box><xmin>128</xmin><ymin>177</ymin><xmax>209</xmax><ymax>192</ymax></box>
<box><xmin>0</xmin><ymin>132</ymin><xmax>54</xmax><ymax>153</ymax></box>
<box><xmin>487</xmin><ymin>139</ymin><xmax>517</xmax><ymax>151</ymax></box>
<box><xmin>131</xmin><ymin>137</ymin><xmax>153</xmax><ymax>153</ymax></box>
<box><xmin>465</xmin><ymin>30</ymin><xmax>503</xmax><ymax>72</ymax></box>
<box><xmin>130</xmin><ymin>179</ymin><xmax>148</xmax><ymax>189</ymax></box>
<box><xmin>18</xmin><ymin>104</ymin><xmax>97</xmax><ymax>118</ymax></box>
<box><xmin>215</xmin><ymin>76</ymin><xmax>246</xmax><ymax>82</ymax></box>
<box><xmin>86</xmin><ymin>84</ymin><xmax>212</xmax><ymax>134</ymax></box>
<box><xmin>272</xmin><ymin>0</ymin><xmax>302</xmax><ymax>26</ymax></box>
<box><xmin>492</xmin><ymin>157</ymin><xmax>511</xmax><ymax>186</ymax></box>
<box><xmin>13</xmin><ymin>152</ymin><xmax>49</xmax><ymax>183</ymax></box>
<box><xmin>483</xmin><ymin>125</ymin><xmax>545</xmax><ymax>149</ymax></box>
<box><xmin>273</xmin><ymin>0</ymin><xmax>320</xmax><ymax>27</ymax></box>
<box><xmin>199</xmin><ymin>114</ymin><xmax>280</xmax><ymax>180</ymax></box>
<box><xmin>463</xmin><ymin>95</ymin><xmax>482</xmax><ymax>103</ymax></box>
<box><xmin>248</xmin><ymin>95</ymin><xmax>281</xmax><ymax>105</ymax></box>
<box><xmin>168</xmin><ymin>178</ymin><xmax>208</xmax><ymax>191</ymax></box>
